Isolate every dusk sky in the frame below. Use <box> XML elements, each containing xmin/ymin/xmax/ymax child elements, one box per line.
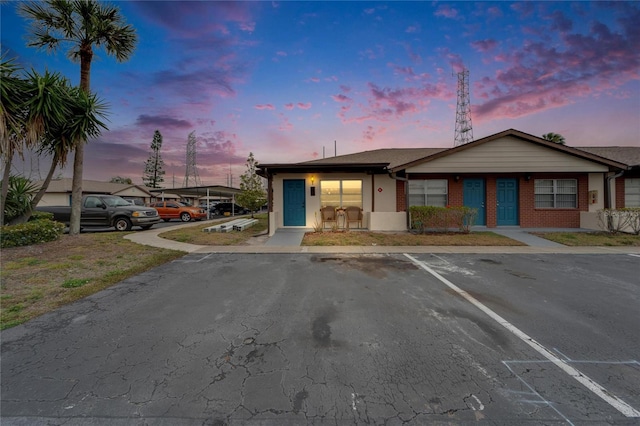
<box><xmin>2</xmin><ymin>1</ymin><xmax>639</xmax><ymax>187</ymax></box>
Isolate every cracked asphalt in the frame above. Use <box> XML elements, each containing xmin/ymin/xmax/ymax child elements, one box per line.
<box><xmin>2</xmin><ymin>253</ymin><xmax>639</xmax><ymax>425</ymax></box>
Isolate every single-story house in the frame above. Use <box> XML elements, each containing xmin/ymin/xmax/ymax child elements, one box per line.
<box><xmin>35</xmin><ymin>178</ymin><xmax>156</xmax><ymax>206</ymax></box>
<box><xmin>257</xmin><ymin>129</ymin><xmax>640</xmax><ymax>236</ymax></box>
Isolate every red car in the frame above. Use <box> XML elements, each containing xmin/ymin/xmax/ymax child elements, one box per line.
<box><xmin>148</xmin><ymin>201</ymin><xmax>207</xmax><ymax>222</ymax></box>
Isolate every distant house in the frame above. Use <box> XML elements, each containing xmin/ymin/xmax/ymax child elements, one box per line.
<box><xmin>257</xmin><ymin>129</ymin><xmax>640</xmax><ymax>235</ymax></box>
<box><xmin>35</xmin><ymin>179</ymin><xmax>156</xmax><ymax>206</ymax></box>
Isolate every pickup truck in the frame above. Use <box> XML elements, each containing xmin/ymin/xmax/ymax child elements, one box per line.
<box><xmin>37</xmin><ymin>194</ymin><xmax>162</xmax><ymax>231</ymax></box>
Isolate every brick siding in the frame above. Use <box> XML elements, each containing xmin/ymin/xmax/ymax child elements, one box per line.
<box><xmin>396</xmin><ymin>179</ymin><xmax>406</xmax><ymax>212</ymax></box>
<box><xmin>406</xmin><ymin>173</ymin><xmax>590</xmax><ymax>228</ymax></box>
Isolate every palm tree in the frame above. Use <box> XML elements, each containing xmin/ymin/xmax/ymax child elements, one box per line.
<box><xmin>19</xmin><ymin>0</ymin><xmax>137</xmax><ymax>235</ymax></box>
<box><xmin>27</xmin><ymin>82</ymin><xmax>108</xmax><ymax>220</ymax></box>
<box><xmin>1</xmin><ymin>58</ymin><xmax>29</xmax><ymax>225</ymax></box>
<box><xmin>1</xmin><ymin>63</ymin><xmax>108</xmax><ymax>225</ymax></box>
<box><xmin>542</xmin><ymin>132</ymin><xmax>566</xmax><ymax>145</ymax></box>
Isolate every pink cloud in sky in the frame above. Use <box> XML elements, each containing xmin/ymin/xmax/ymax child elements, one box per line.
<box><xmin>239</xmin><ymin>21</ymin><xmax>256</xmax><ymax>32</ymax></box>
<box><xmin>470</xmin><ymin>39</ymin><xmax>498</xmax><ymax>53</ymax></box>
<box><xmin>331</xmin><ymin>94</ymin><xmax>350</xmax><ymax>103</ymax></box>
<box><xmin>474</xmin><ymin>12</ymin><xmax>640</xmax><ymax>121</ymax></box>
<box><xmin>255</xmin><ymin>104</ymin><xmax>275</xmax><ymax>110</ymax></box>
<box><xmin>486</xmin><ymin>7</ymin><xmax>503</xmax><ymax>18</ymax></box>
<box><xmin>297</xmin><ymin>102</ymin><xmax>312</xmax><ymax>110</ymax></box>
<box><xmin>136</xmin><ymin>115</ymin><xmax>192</xmax><ymax>129</ymax></box>
<box><xmin>434</xmin><ymin>5</ymin><xmax>459</xmax><ymax>20</ymax></box>
<box><xmin>284</xmin><ymin>103</ymin><xmax>295</xmax><ymax>110</ymax></box>
<box><xmin>278</xmin><ymin>114</ymin><xmax>293</xmax><ymax>132</ymax></box>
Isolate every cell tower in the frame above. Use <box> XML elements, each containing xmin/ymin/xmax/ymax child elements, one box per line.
<box><xmin>183</xmin><ymin>131</ymin><xmax>201</xmax><ymax>187</ymax></box>
<box><xmin>454</xmin><ymin>68</ymin><xmax>473</xmax><ymax>146</ymax></box>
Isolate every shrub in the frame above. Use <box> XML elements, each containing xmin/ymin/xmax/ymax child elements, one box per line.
<box><xmin>1</xmin><ymin>176</ymin><xmax>38</xmax><ymax>224</ymax></box>
<box><xmin>0</xmin><ymin>219</ymin><xmax>65</xmax><ymax>248</ymax></box>
<box><xmin>28</xmin><ymin>210</ymin><xmax>54</xmax><ymax>222</ymax></box>
<box><xmin>410</xmin><ymin>206</ymin><xmax>478</xmax><ymax>233</ymax></box>
<box><xmin>597</xmin><ymin>208</ymin><xmax>640</xmax><ymax>235</ymax></box>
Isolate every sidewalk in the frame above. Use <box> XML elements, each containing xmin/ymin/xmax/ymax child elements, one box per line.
<box><xmin>125</xmin><ymin>221</ymin><xmax>640</xmax><ymax>255</ymax></box>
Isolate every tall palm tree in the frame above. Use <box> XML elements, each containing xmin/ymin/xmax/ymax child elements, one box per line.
<box><xmin>542</xmin><ymin>132</ymin><xmax>566</xmax><ymax>145</ymax></box>
<box><xmin>19</xmin><ymin>0</ymin><xmax>137</xmax><ymax>235</ymax></box>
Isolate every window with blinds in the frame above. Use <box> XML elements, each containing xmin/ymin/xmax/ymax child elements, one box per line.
<box><xmin>625</xmin><ymin>178</ymin><xmax>640</xmax><ymax>207</ymax></box>
<box><xmin>408</xmin><ymin>179</ymin><xmax>448</xmax><ymax>207</ymax></box>
<box><xmin>534</xmin><ymin>179</ymin><xmax>577</xmax><ymax>208</ymax></box>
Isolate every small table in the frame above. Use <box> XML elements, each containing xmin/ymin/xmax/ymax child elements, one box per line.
<box><xmin>336</xmin><ymin>208</ymin><xmax>346</xmax><ymax>229</ymax></box>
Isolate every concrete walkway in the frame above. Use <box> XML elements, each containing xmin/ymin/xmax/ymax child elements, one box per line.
<box><xmin>124</xmin><ymin>221</ymin><xmax>640</xmax><ymax>255</ymax></box>
<box><xmin>264</xmin><ymin>228</ymin><xmax>311</xmax><ymax>246</ymax></box>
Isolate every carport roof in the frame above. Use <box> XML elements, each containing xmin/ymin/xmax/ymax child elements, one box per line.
<box><xmin>149</xmin><ymin>185</ymin><xmax>241</xmax><ymax>198</ymax></box>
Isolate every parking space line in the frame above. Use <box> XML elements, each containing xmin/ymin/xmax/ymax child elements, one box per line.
<box><xmin>629</xmin><ymin>254</ymin><xmax>640</xmax><ymax>258</ymax></box>
<box><xmin>173</xmin><ymin>253</ymin><xmax>214</xmax><ymax>263</ymax></box>
<box><xmin>403</xmin><ymin>253</ymin><xmax>640</xmax><ymax>418</ymax></box>
<box><xmin>502</xmin><ymin>361</ymin><xmax>574</xmax><ymax>425</ymax></box>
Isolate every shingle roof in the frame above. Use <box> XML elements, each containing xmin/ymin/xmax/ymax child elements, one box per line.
<box><xmin>37</xmin><ymin>178</ymin><xmax>154</xmax><ymax>195</ymax></box>
<box><xmin>575</xmin><ymin>147</ymin><xmax>640</xmax><ymax>167</ymax></box>
<box><xmin>291</xmin><ymin>144</ymin><xmax>639</xmax><ymax>170</ymax></box>
<box><xmin>299</xmin><ymin>148</ymin><xmax>448</xmax><ymax>169</ymax></box>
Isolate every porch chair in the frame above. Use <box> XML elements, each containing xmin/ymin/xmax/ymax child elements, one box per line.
<box><xmin>320</xmin><ymin>206</ymin><xmax>337</xmax><ymax>229</ymax></box>
<box><xmin>345</xmin><ymin>206</ymin><xmax>363</xmax><ymax>229</ymax></box>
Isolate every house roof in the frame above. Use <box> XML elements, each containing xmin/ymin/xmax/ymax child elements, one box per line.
<box><xmin>37</xmin><ymin>178</ymin><xmax>155</xmax><ymax>196</ymax></box>
<box><xmin>300</xmin><ymin>148</ymin><xmax>448</xmax><ymax>169</ymax></box>
<box><xmin>257</xmin><ymin>129</ymin><xmax>636</xmax><ymax>175</ymax></box>
<box><xmin>388</xmin><ymin>129</ymin><xmax>631</xmax><ymax>172</ymax></box>
<box><xmin>576</xmin><ymin>147</ymin><xmax>640</xmax><ymax>168</ymax></box>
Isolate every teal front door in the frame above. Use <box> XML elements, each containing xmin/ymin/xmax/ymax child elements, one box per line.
<box><xmin>463</xmin><ymin>179</ymin><xmax>485</xmax><ymax>225</ymax></box>
<box><xmin>497</xmin><ymin>178</ymin><xmax>518</xmax><ymax>226</ymax></box>
<box><xmin>283</xmin><ymin>179</ymin><xmax>306</xmax><ymax>226</ymax></box>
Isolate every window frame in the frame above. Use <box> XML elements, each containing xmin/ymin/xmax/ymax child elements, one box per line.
<box><xmin>625</xmin><ymin>178</ymin><xmax>640</xmax><ymax>208</ymax></box>
<box><xmin>534</xmin><ymin>178</ymin><xmax>578</xmax><ymax>209</ymax></box>
<box><xmin>319</xmin><ymin>179</ymin><xmax>363</xmax><ymax>208</ymax></box>
<box><xmin>408</xmin><ymin>179</ymin><xmax>448</xmax><ymax>207</ymax></box>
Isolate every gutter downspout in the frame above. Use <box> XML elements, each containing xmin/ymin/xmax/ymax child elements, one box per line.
<box><xmin>605</xmin><ymin>170</ymin><xmax>624</xmax><ymax>232</ymax></box>
<box><xmin>605</xmin><ymin>170</ymin><xmax>624</xmax><ymax>209</ymax></box>
<box><xmin>388</xmin><ymin>170</ymin><xmax>410</xmax><ymax>229</ymax></box>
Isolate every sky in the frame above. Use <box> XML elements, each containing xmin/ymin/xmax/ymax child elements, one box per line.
<box><xmin>2</xmin><ymin>1</ymin><xmax>639</xmax><ymax>187</ymax></box>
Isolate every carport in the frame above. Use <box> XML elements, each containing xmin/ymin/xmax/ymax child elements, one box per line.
<box><xmin>150</xmin><ymin>185</ymin><xmax>241</xmax><ymax>218</ymax></box>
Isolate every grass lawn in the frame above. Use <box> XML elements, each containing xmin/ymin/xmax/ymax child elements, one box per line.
<box><xmin>533</xmin><ymin>231</ymin><xmax>640</xmax><ymax>246</ymax></box>
<box><xmin>302</xmin><ymin>231</ymin><xmax>526</xmax><ymax>246</ymax></box>
<box><xmin>158</xmin><ymin>216</ymin><xmax>524</xmax><ymax>247</ymax></box>
<box><xmin>159</xmin><ymin>214</ymin><xmax>269</xmax><ymax>245</ymax></box>
<box><xmin>0</xmin><ymin>233</ymin><xmax>184</xmax><ymax>330</ymax></box>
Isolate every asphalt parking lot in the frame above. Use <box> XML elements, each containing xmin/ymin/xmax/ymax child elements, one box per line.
<box><xmin>2</xmin><ymin>253</ymin><xmax>639</xmax><ymax>425</ymax></box>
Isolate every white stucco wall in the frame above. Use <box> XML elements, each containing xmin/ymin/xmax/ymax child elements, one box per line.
<box><xmin>268</xmin><ymin>172</ymin><xmax>404</xmax><ymax>233</ymax></box>
<box><xmin>588</xmin><ymin>173</ymin><xmax>605</xmax><ymax>212</ymax></box>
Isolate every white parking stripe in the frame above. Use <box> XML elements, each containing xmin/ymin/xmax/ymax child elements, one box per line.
<box><xmin>404</xmin><ymin>253</ymin><xmax>640</xmax><ymax>418</ymax></box>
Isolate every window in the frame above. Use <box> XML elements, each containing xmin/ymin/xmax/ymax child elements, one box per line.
<box><xmin>320</xmin><ymin>180</ymin><xmax>362</xmax><ymax>208</ymax></box>
<box><xmin>534</xmin><ymin>179</ymin><xmax>577</xmax><ymax>208</ymax></box>
<box><xmin>625</xmin><ymin>178</ymin><xmax>640</xmax><ymax>207</ymax></box>
<box><xmin>408</xmin><ymin>179</ymin><xmax>448</xmax><ymax>207</ymax></box>
<box><xmin>84</xmin><ymin>196</ymin><xmax>102</xmax><ymax>208</ymax></box>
